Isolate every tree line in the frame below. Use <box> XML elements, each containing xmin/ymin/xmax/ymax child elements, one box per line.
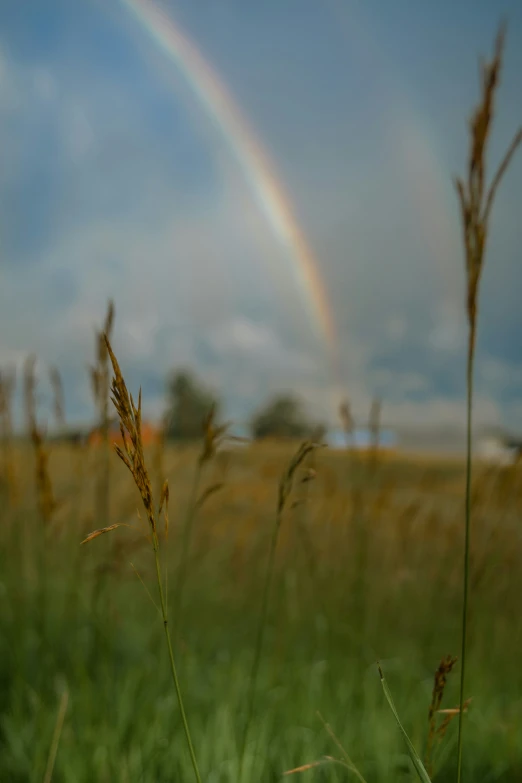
<box><xmin>165</xmin><ymin>369</ymin><xmax>326</xmax><ymax>442</ymax></box>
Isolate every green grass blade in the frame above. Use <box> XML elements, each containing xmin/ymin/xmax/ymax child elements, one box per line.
<box><xmin>378</xmin><ymin>664</ymin><xmax>432</xmax><ymax>783</ymax></box>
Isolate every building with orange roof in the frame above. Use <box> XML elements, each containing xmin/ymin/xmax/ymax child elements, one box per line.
<box><xmin>88</xmin><ymin>421</ymin><xmax>161</xmax><ymax>448</ymax></box>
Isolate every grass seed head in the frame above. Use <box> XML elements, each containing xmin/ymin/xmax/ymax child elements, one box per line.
<box><xmin>278</xmin><ymin>441</ymin><xmax>321</xmax><ymax>515</ymax></box>
<box><xmin>425</xmin><ymin>654</ymin><xmax>458</xmax><ymax>776</ymax></box>
<box><xmin>429</xmin><ymin>655</ymin><xmax>458</xmax><ymax>724</ymax></box>
<box><xmin>455</xmin><ymin>23</ymin><xmax>522</xmax><ymax>348</ymax></box>
<box><xmin>199</xmin><ymin>402</ymin><xmax>232</xmax><ymax>465</ymax></box>
<box><xmin>103</xmin><ymin>334</ymin><xmax>156</xmax><ymax>533</ymax></box>
<box><xmin>49</xmin><ymin>366</ymin><xmax>66</xmax><ymax>429</ymax></box>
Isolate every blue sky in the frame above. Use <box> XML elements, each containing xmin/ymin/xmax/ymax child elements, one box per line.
<box><xmin>1</xmin><ymin>0</ymin><xmax>521</xmax><ymax>432</ymax></box>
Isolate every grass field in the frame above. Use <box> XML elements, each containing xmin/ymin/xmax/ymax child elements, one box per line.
<box><xmin>1</xmin><ymin>439</ymin><xmax>521</xmax><ymax>782</ymax></box>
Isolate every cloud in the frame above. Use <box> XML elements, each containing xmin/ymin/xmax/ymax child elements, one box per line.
<box><xmin>210</xmin><ymin>318</ymin><xmax>278</xmax><ymax>356</ymax></box>
<box><xmin>207</xmin><ymin>317</ymin><xmax>317</xmax><ymax>375</ymax></box>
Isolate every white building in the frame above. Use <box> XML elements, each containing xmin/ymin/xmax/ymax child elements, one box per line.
<box><xmin>476</xmin><ymin>431</ymin><xmax>522</xmax><ymax>466</ymax></box>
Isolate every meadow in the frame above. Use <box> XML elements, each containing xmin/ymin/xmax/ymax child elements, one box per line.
<box><xmin>0</xmin><ymin>434</ymin><xmax>521</xmax><ymax>782</ymax></box>
<box><xmin>1</xmin><ymin>20</ymin><xmax>521</xmax><ymax>783</ymax></box>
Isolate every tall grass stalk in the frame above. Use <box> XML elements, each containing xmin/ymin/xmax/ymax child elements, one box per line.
<box><xmin>89</xmin><ymin>300</ymin><xmax>115</xmax><ymax>532</ymax></box>
<box><xmin>151</xmin><ymin>515</ymin><xmax>202</xmax><ymax>783</ymax></box>
<box><xmin>43</xmin><ymin>687</ymin><xmax>69</xmax><ymax>783</ymax></box>
<box><xmin>284</xmin><ymin>711</ymin><xmax>369</xmax><ymax>781</ymax></box>
<box><xmin>454</xmin><ymin>23</ymin><xmax>521</xmax><ymax>782</ymax></box>
<box><xmin>88</xmin><ymin>301</ymin><xmax>116</xmax><ymax>646</ymax></box>
<box><xmin>172</xmin><ymin>404</ymin><xmax>229</xmax><ymax>636</ymax></box>
<box><xmin>24</xmin><ymin>355</ymin><xmax>56</xmax><ymax>645</ymax></box>
<box><xmin>378</xmin><ymin>664</ymin><xmax>432</xmax><ymax>783</ymax></box>
<box><xmin>171</xmin><ymin>458</ymin><xmax>204</xmax><ymax>637</ymax></box>
<box><xmin>49</xmin><ymin>366</ymin><xmax>66</xmax><ymax>432</ymax></box>
<box><xmin>82</xmin><ymin>335</ymin><xmax>202</xmax><ymax>783</ymax></box>
<box><xmin>340</xmin><ymin>399</ymin><xmax>370</xmax><ymax>680</ymax></box>
<box><xmin>0</xmin><ymin>368</ymin><xmax>16</xmax><ymax>507</ymax></box>
<box><xmin>238</xmin><ymin>441</ymin><xmax>318</xmax><ymax>780</ymax></box>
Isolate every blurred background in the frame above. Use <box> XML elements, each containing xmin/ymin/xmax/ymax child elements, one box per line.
<box><xmin>1</xmin><ymin>0</ymin><xmax>522</xmax><ymax>440</ymax></box>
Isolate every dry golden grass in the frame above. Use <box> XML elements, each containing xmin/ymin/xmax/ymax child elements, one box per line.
<box><xmin>1</xmin><ymin>420</ymin><xmax>521</xmax><ymax>779</ymax></box>
<box><xmin>14</xmin><ymin>434</ymin><xmax>518</xmax><ymax>576</ymax></box>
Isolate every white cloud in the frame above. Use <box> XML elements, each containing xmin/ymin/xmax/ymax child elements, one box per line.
<box><xmin>211</xmin><ymin>317</ymin><xmax>277</xmax><ymax>355</ymax></box>
<box><xmin>296</xmin><ymin>381</ymin><xmax>504</xmax><ymax>431</ymax></box>
<box><xmin>380</xmin><ymin>395</ymin><xmax>502</xmax><ymax>430</ymax></box>
<box><xmin>370</xmin><ymin>368</ymin><xmax>430</xmax><ymax>396</ymax></box>
<box><xmin>207</xmin><ymin>317</ymin><xmax>316</xmax><ymax>372</ymax></box>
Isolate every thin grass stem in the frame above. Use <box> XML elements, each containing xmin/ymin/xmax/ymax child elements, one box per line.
<box><xmin>238</xmin><ymin>497</ymin><xmax>282</xmax><ymax>780</ymax></box>
<box><xmin>152</xmin><ymin>530</ymin><xmax>202</xmax><ymax>783</ymax></box>
<box><xmin>456</xmin><ymin>335</ymin><xmax>475</xmax><ymax>783</ymax></box>
<box><xmin>43</xmin><ymin>688</ymin><xmax>69</xmax><ymax>783</ymax></box>
<box><xmin>172</xmin><ymin>461</ymin><xmax>203</xmax><ymax>636</ymax></box>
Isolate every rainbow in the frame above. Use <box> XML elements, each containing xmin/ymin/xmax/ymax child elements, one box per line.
<box><xmin>119</xmin><ymin>0</ymin><xmax>339</xmax><ymax>375</ymax></box>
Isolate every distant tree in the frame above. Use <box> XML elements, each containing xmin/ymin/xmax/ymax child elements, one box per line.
<box><xmin>250</xmin><ymin>393</ymin><xmax>322</xmax><ymax>440</ymax></box>
<box><xmin>165</xmin><ymin>369</ymin><xmax>219</xmax><ymax>441</ymax></box>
